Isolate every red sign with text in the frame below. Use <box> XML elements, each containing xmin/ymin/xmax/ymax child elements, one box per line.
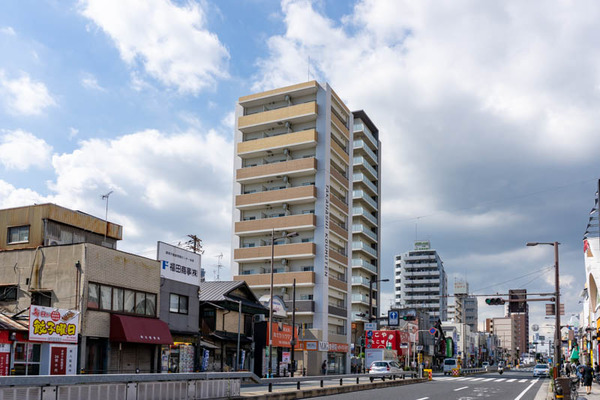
<box><xmin>266</xmin><ymin>323</ymin><xmax>299</xmax><ymax>348</ymax></box>
<box><xmin>50</xmin><ymin>346</ymin><xmax>67</xmax><ymax>375</ymax></box>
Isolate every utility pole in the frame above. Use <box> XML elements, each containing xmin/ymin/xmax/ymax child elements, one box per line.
<box><xmin>186</xmin><ymin>235</ymin><xmax>205</xmax><ymax>254</ymax></box>
<box><xmin>101</xmin><ymin>191</ymin><xmax>113</xmax><ymax>243</ymax></box>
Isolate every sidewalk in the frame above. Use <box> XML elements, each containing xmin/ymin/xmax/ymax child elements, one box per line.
<box><xmin>544</xmin><ymin>379</ymin><xmax>600</xmax><ymax>400</ymax></box>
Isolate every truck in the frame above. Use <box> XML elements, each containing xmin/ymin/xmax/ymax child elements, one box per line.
<box><xmin>365</xmin><ymin>349</ymin><xmax>398</xmax><ymax>370</ymax></box>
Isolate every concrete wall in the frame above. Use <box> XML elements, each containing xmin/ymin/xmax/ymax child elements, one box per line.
<box><xmin>159</xmin><ymin>279</ymin><xmax>199</xmax><ymax>335</ymax></box>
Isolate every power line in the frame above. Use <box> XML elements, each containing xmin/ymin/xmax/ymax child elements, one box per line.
<box><xmin>471</xmin><ymin>265</ymin><xmax>554</xmax><ymax>294</ymax></box>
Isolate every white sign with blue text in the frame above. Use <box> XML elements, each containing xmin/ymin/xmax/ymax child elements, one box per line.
<box><xmin>157</xmin><ymin>241</ymin><xmax>201</xmax><ymax>285</ymax></box>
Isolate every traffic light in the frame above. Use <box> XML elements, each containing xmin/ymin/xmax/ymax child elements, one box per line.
<box><xmin>485</xmin><ymin>298</ymin><xmax>505</xmax><ymax>305</ymax></box>
<box><xmin>402</xmin><ymin>315</ymin><xmax>416</xmax><ymax>321</ymax></box>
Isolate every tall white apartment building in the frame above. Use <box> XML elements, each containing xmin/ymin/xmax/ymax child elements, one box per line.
<box><xmin>351</xmin><ymin>111</ymin><xmax>381</xmax><ymax>336</ymax></box>
<box><xmin>394</xmin><ymin>241</ymin><xmax>448</xmax><ymax>325</ymax></box>
<box><xmin>231</xmin><ymin>81</ymin><xmax>380</xmax><ymax>375</ymax></box>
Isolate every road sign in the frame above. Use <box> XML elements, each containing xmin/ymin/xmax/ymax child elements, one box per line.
<box><xmin>388</xmin><ymin>311</ymin><xmax>399</xmax><ymax>326</ymax></box>
<box><xmin>365</xmin><ymin>322</ymin><xmax>377</xmax><ymax>330</ymax></box>
<box><xmin>417</xmin><ymin>345</ymin><xmax>423</xmax><ymax>351</ymax></box>
<box><xmin>429</xmin><ymin>327</ymin><xmax>437</xmax><ymax>335</ymax></box>
<box><xmin>366</xmin><ymin>330</ymin><xmax>373</xmax><ymax>338</ymax></box>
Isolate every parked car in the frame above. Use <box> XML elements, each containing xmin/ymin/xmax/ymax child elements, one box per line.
<box><xmin>443</xmin><ymin>358</ymin><xmax>459</xmax><ymax>375</ymax></box>
<box><xmin>533</xmin><ymin>364</ymin><xmax>550</xmax><ymax>378</ymax></box>
<box><xmin>368</xmin><ymin>361</ymin><xmax>403</xmax><ymax>381</ymax></box>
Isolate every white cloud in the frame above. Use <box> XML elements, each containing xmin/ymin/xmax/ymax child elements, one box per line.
<box><xmin>0</xmin><ymin>180</ymin><xmax>49</xmax><ymax>209</ymax></box>
<box><xmin>0</xmin><ymin>130</ymin><xmax>52</xmax><ymax>170</ymax></box>
<box><xmin>0</xmin><ymin>71</ymin><xmax>56</xmax><ymax>115</ymax></box>
<box><xmin>69</xmin><ymin>127</ymin><xmax>79</xmax><ymax>140</ymax></box>
<box><xmin>0</xmin><ymin>27</ymin><xmax>16</xmax><ymax>36</ymax></box>
<box><xmin>80</xmin><ymin>0</ymin><xmax>230</xmax><ymax>94</ymax></box>
<box><xmin>81</xmin><ymin>73</ymin><xmax>105</xmax><ymax>91</ymax></box>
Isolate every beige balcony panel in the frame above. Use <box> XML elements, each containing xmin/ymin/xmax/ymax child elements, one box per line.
<box><xmin>234</xmin><ymin>243</ymin><xmax>316</xmax><ymax>262</ymax></box>
<box><xmin>236</xmin><ymin>158</ymin><xmax>317</xmax><ymax>183</ymax></box>
<box><xmin>330</xmin><ymin>168</ymin><xmax>349</xmax><ymax>188</ymax></box>
<box><xmin>238</xmin><ymin>102</ymin><xmax>318</xmax><ymax>133</ymax></box>
<box><xmin>330</xmin><ymin>223</ymin><xmax>348</xmax><ymax>240</ymax></box>
<box><xmin>330</xmin><ymin>194</ymin><xmax>348</xmax><ymax>215</ymax></box>
<box><xmin>331</xmin><ymin>89</ymin><xmax>351</xmax><ymax>114</ymax></box>
<box><xmin>330</xmin><ymin>251</ymin><xmax>348</xmax><ymax>265</ymax></box>
<box><xmin>330</xmin><ymin>140</ymin><xmax>349</xmax><ymax>164</ymax></box>
<box><xmin>237</xmin><ymin>130</ymin><xmax>318</xmax><ymax>158</ymax></box>
<box><xmin>235</xmin><ymin>214</ymin><xmax>316</xmax><ymax>236</ymax></box>
<box><xmin>236</xmin><ymin>186</ymin><xmax>317</xmax><ymax>210</ymax></box>
<box><xmin>332</xmin><ymin>117</ymin><xmax>350</xmax><ymax>140</ymax></box>
<box><xmin>234</xmin><ymin>271</ymin><xmax>315</xmax><ymax>287</ymax></box>
<box><xmin>329</xmin><ymin>277</ymin><xmax>348</xmax><ymax>292</ymax></box>
<box><xmin>239</xmin><ymin>81</ymin><xmax>318</xmax><ymax>107</ymax></box>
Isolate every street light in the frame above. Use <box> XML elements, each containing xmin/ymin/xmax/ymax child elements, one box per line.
<box><xmin>268</xmin><ymin>229</ymin><xmax>298</xmax><ymax>378</ymax></box>
<box><xmin>368</xmin><ymin>277</ymin><xmax>389</xmax><ymax>327</ymax></box>
<box><xmin>527</xmin><ymin>241</ymin><xmax>561</xmax><ymax>373</ymax></box>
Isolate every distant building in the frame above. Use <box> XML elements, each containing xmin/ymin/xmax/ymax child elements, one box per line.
<box><xmin>488</xmin><ymin>317</ymin><xmax>517</xmax><ymax>363</ymax></box>
<box><xmin>394</xmin><ymin>240</ymin><xmax>448</xmax><ymax>325</ymax></box>
<box><xmin>507</xmin><ymin>289</ymin><xmax>529</xmax><ymax>361</ymax></box>
<box><xmin>453</xmin><ymin>280</ymin><xmax>478</xmax><ymax>332</ymax></box>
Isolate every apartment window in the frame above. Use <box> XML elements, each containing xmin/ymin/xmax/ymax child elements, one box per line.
<box><xmin>31</xmin><ymin>290</ymin><xmax>52</xmax><ymax>307</ymax></box>
<box><xmin>7</xmin><ymin>226</ymin><xmax>29</xmax><ymax>244</ymax></box>
<box><xmin>302</xmin><ymin>266</ymin><xmax>314</xmax><ymax>272</ymax></box>
<box><xmin>0</xmin><ymin>285</ymin><xmax>17</xmax><ymax>301</ymax></box>
<box><xmin>299</xmin><ymin>294</ymin><xmax>313</xmax><ymax>300</ymax></box>
<box><xmin>302</xmin><ymin>210</ymin><xmax>315</xmax><ymax>214</ymax></box>
<box><xmin>87</xmin><ymin>283</ymin><xmax>156</xmax><ymax>317</ymax></box>
<box><xmin>169</xmin><ymin>293</ymin><xmax>189</xmax><ymax>314</ymax></box>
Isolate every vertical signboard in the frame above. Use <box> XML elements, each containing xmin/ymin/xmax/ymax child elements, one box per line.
<box><xmin>49</xmin><ymin>344</ymin><xmax>77</xmax><ymax>375</ymax></box>
<box><xmin>157</xmin><ymin>241</ymin><xmax>202</xmax><ymax>284</ymax></box>
<box><xmin>0</xmin><ymin>344</ymin><xmax>10</xmax><ymax>376</ymax></box>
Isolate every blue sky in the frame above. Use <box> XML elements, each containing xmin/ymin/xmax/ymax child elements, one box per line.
<box><xmin>2</xmin><ymin>0</ymin><xmax>600</xmax><ymax>334</ymax></box>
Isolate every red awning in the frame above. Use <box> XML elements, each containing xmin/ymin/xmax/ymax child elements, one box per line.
<box><xmin>110</xmin><ymin>314</ymin><xmax>173</xmax><ymax>345</ymax></box>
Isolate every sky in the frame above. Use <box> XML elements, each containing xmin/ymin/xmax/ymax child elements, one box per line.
<box><xmin>1</xmin><ymin>0</ymin><xmax>600</xmax><ymax>337</ymax></box>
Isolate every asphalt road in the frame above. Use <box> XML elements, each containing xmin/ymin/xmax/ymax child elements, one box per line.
<box><xmin>311</xmin><ymin>369</ymin><xmax>547</xmax><ymax>400</ymax></box>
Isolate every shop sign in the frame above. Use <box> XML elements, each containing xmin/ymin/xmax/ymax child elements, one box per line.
<box><xmin>328</xmin><ymin>342</ymin><xmax>349</xmax><ymax>352</ymax></box>
<box><xmin>259</xmin><ymin>295</ymin><xmax>288</xmax><ymax>318</ymax></box>
<box><xmin>0</xmin><ymin>344</ymin><xmax>9</xmax><ymax>376</ymax></box>
<box><xmin>319</xmin><ymin>341</ymin><xmax>328</xmax><ymax>351</ymax></box>
<box><xmin>282</xmin><ymin>352</ymin><xmax>291</xmax><ymax>363</ymax></box>
<box><xmin>304</xmin><ymin>341</ymin><xmax>318</xmax><ymax>351</ymax></box>
<box><xmin>267</xmin><ymin>323</ymin><xmax>298</xmax><ymax>347</ymax></box>
<box><xmin>50</xmin><ymin>344</ymin><xmax>77</xmax><ymax>375</ymax></box>
<box><xmin>29</xmin><ymin>306</ymin><xmax>79</xmax><ymax>343</ymax></box>
<box><xmin>157</xmin><ymin>241</ymin><xmax>201</xmax><ymax>285</ymax></box>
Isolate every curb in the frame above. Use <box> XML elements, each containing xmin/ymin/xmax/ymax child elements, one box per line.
<box><xmin>237</xmin><ymin>377</ymin><xmax>428</xmax><ymax>399</ymax></box>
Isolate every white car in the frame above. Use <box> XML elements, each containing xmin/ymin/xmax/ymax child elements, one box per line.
<box><xmin>533</xmin><ymin>364</ymin><xmax>549</xmax><ymax>377</ymax></box>
<box><xmin>369</xmin><ymin>361</ymin><xmax>403</xmax><ymax>380</ymax></box>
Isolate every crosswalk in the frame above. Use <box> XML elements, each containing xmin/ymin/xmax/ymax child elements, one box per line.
<box><xmin>436</xmin><ymin>376</ymin><xmax>538</xmax><ymax>384</ymax></box>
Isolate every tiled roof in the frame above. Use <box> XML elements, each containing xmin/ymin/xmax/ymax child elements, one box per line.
<box><xmin>198</xmin><ymin>281</ymin><xmax>245</xmax><ymax>302</ymax></box>
<box><xmin>0</xmin><ymin>313</ymin><xmax>28</xmax><ymax>331</ymax></box>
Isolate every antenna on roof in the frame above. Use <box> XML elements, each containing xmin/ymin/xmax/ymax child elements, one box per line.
<box><xmin>214</xmin><ymin>253</ymin><xmax>223</xmax><ymax>281</ymax></box>
<box><xmin>101</xmin><ymin>191</ymin><xmax>113</xmax><ymax>242</ymax></box>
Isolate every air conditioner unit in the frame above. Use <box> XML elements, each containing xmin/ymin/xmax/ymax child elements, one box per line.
<box><xmin>253</xmin><ymin>314</ymin><xmax>266</xmax><ymax>323</ymax></box>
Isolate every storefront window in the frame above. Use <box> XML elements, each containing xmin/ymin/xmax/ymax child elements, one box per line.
<box><xmin>87</xmin><ymin>283</ymin><xmax>99</xmax><ymax>309</ymax></box>
<box><xmin>13</xmin><ymin>342</ymin><xmax>41</xmax><ymax>375</ymax></box>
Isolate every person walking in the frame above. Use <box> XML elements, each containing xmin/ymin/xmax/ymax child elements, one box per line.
<box><xmin>565</xmin><ymin>361</ymin><xmax>571</xmax><ymax>377</ymax></box>
<box><xmin>321</xmin><ymin>360</ymin><xmax>327</xmax><ymax>375</ymax></box>
<box><xmin>583</xmin><ymin>363</ymin><xmax>594</xmax><ymax>395</ymax></box>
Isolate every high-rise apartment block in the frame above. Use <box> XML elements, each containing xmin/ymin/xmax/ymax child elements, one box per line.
<box><xmin>394</xmin><ymin>241</ymin><xmax>448</xmax><ymax>325</ymax></box>
<box><xmin>231</xmin><ymin>81</ymin><xmax>380</xmax><ymax>374</ymax></box>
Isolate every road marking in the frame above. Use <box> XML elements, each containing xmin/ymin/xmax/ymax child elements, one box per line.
<box><xmin>507</xmin><ymin>379</ymin><xmax>517</xmax><ymax>382</ymax></box>
<box><xmin>495</xmin><ymin>378</ymin><xmax>506</xmax><ymax>382</ymax></box>
<box><xmin>514</xmin><ymin>378</ymin><xmax>539</xmax><ymax>400</ymax></box>
<box><xmin>456</xmin><ymin>377</ymin><xmax>471</xmax><ymax>381</ymax></box>
<box><xmin>519</xmin><ymin>379</ymin><xmax>528</xmax><ymax>383</ymax></box>
<box><xmin>483</xmin><ymin>378</ymin><xmax>495</xmax><ymax>381</ymax></box>
<box><xmin>470</xmin><ymin>378</ymin><xmax>484</xmax><ymax>381</ymax></box>
<box><xmin>416</xmin><ymin>397</ymin><xmax>429</xmax><ymax>400</ymax></box>
<box><xmin>454</xmin><ymin>386</ymin><xmax>469</xmax><ymax>391</ymax></box>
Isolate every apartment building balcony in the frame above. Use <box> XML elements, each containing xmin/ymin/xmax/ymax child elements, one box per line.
<box><xmin>352</xmin><ymin>313</ymin><xmax>369</xmax><ymax>323</ymax></box>
<box><xmin>352</xmin><ymin>190</ymin><xmax>377</xmax><ymax>211</ymax></box>
<box><xmin>238</xmin><ymin>81</ymin><xmax>318</xmax><ymax>107</ymax></box>
<box><xmin>352</xmin><ymin>259</ymin><xmax>377</xmax><ymax>274</ymax></box>
<box><xmin>234</xmin><ymin>271</ymin><xmax>315</xmax><ymax>288</ymax></box>
<box><xmin>330</xmin><ymin>248</ymin><xmax>348</xmax><ymax>265</ymax></box>
<box><xmin>353</xmin><ymin>173</ymin><xmax>378</xmax><ymax>196</ymax></box>
<box><xmin>238</xmin><ymin>102</ymin><xmax>318</xmax><ymax>134</ymax></box>
<box><xmin>237</xmin><ymin>129</ymin><xmax>318</xmax><ymax>159</ymax></box>
<box><xmin>330</xmin><ymin>193</ymin><xmax>349</xmax><ymax>215</ymax></box>
<box><xmin>405</xmin><ymin>255</ymin><xmax>436</xmax><ymax>261</ymax></box>
<box><xmin>235</xmin><ymin>214</ymin><xmax>316</xmax><ymax>236</ymax></box>
<box><xmin>352</xmin><ymin>224</ymin><xmax>378</xmax><ymax>242</ymax></box>
<box><xmin>404</xmin><ymin>278</ymin><xmax>440</xmax><ymax>285</ymax></box>
<box><xmin>352</xmin><ymin>207</ymin><xmax>378</xmax><ymax>227</ymax></box>
<box><xmin>403</xmin><ymin>287</ymin><xmax>440</xmax><ymax>294</ymax></box>
<box><xmin>331</xmin><ymin>138</ymin><xmax>350</xmax><ymax>164</ymax></box>
<box><xmin>328</xmin><ymin>305</ymin><xmax>348</xmax><ymax>318</ymax></box>
<box><xmin>409</xmin><ymin>295</ymin><xmax>440</xmax><ymax>301</ymax></box>
<box><xmin>330</xmin><ymin>222</ymin><xmax>348</xmax><ymax>240</ymax></box>
<box><xmin>329</xmin><ymin>276</ymin><xmax>348</xmax><ymax>292</ymax></box>
<box><xmin>351</xmin><ymin>294</ymin><xmax>370</xmax><ymax>305</ymax></box>
<box><xmin>353</xmin><ymin>157</ymin><xmax>378</xmax><ymax>180</ymax></box>
<box><xmin>295</xmin><ymin>300</ymin><xmax>315</xmax><ymax>313</ymax></box>
<box><xmin>331</xmin><ymin>115</ymin><xmax>350</xmax><ymax>140</ymax></box>
<box><xmin>352</xmin><ymin>241</ymin><xmax>377</xmax><ymax>258</ymax></box>
<box><xmin>234</xmin><ymin>243</ymin><xmax>316</xmax><ymax>262</ymax></box>
<box><xmin>353</xmin><ymin>122</ymin><xmax>379</xmax><ymax>151</ymax></box>
<box><xmin>330</xmin><ymin>167</ymin><xmax>349</xmax><ymax>188</ymax></box>
<box><xmin>402</xmin><ymin>270</ymin><xmax>439</xmax><ymax>277</ymax></box>
<box><xmin>236</xmin><ymin>185</ymin><xmax>317</xmax><ymax>210</ymax></box>
<box><xmin>236</xmin><ymin>157</ymin><xmax>317</xmax><ymax>184</ymax></box>
<box><xmin>351</xmin><ymin>276</ymin><xmax>371</xmax><ymax>288</ymax></box>
<box><xmin>353</xmin><ymin>140</ymin><xmax>378</xmax><ymax>165</ymax></box>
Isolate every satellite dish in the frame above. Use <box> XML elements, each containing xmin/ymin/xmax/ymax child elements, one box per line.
<box><xmin>532</xmin><ymin>324</ymin><xmax>539</xmax><ymax>332</ymax></box>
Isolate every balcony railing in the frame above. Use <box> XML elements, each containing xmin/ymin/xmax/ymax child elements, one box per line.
<box><xmin>353</xmin><ymin>173</ymin><xmax>378</xmax><ymax>195</ymax></box>
<box><xmin>352</xmin><ymin>259</ymin><xmax>377</xmax><ymax>274</ymax></box>
<box><xmin>352</xmin><ymin>190</ymin><xmax>378</xmax><ymax>211</ymax></box>
<box><xmin>352</xmin><ymin>241</ymin><xmax>377</xmax><ymax>257</ymax></box>
<box><xmin>353</xmin><ymin>140</ymin><xmax>378</xmax><ymax>165</ymax></box>
<box><xmin>352</xmin><ymin>224</ymin><xmax>378</xmax><ymax>242</ymax></box>
<box><xmin>353</xmin><ymin>122</ymin><xmax>378</xmax><ymax>150</ymax></box>
<box><xmin>352</xmin><ymin>294</ymin><xmax>369</xmax><ymax>304</ymax></box>
<box><xmin>352</xmin><ymin>207</ymin><xmax>378</xmax><ymax>226</ymax></box>
<box><xmin>353</xmin><ymin>157</ymin><xmax>378</xmax><ymax>180</ymax></box>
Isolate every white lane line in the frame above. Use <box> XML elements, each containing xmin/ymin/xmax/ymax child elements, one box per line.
<box><xmin>495</xmin><ymin>378</ymin><xmax>506</xmax><ymax>382</ymax></box>
<box><xmin>519</xmin><ymin>379</ymin><xmax>528</xmax><ymax>383</ymax></box>
<box><xmin>470</xmin><ymin>378</ymin><xmax>484</xmax><ymax>381</ymax></box>
<box><xmin>454</xmin><ymin>386</ymin><xmax>469</xmax><ymax>392</ymax></box>
<box><xmin>483</xmin><ymin>378</ymin><xmax>495</xmax><ymax>381</ymax></box>
<box><xmin>456</xmin><ymin>377</ymin><xmax>472</xmax><ymax>381</ymax></box>
<box><xmin>507</xmin><ymin>379</ymin><xmax>517</xmax><ymax>382</ymax></box>
<box><xmin>514</xmin><ymin>378</ymin><xmax>539</xmax><ymax>400</ymax></box>
<box><xmin>416</xmin><ymin>398</ymin><xmax>429</xmax><ymax>400</ymax></box>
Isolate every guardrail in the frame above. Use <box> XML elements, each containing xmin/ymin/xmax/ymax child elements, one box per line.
<box><xmin>261</xmin><ymin>372</ymin><xmax>419</xmax><ymax>393</ymax></box>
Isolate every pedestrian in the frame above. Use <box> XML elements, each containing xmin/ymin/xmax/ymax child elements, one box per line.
<box><xmin>583</xmin><ymin>363</ymin><xmax>594</xmax><ymax>395</ymax></box>
<box><xmin>321</xmin><ymin>360</ymin><xmax>327</xmax><ymax>375</ymax></box>
<box><xmin>595</xmin><ymin>362</ymin><xmax>599</xmax><ymax>375</ymax></box>
<box><xmin>565</xmin><ymin>361</ymin><xmax>571</xmax><ymax>377</ymax></box>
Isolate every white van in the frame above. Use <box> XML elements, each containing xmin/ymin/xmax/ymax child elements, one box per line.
<box><xmin>443</xmin><ymin>358</ymin><xmax>458</xmax><ymax>375</ymax></box>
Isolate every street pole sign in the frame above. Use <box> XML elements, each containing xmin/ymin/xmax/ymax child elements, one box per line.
<box><xmin>365</xmin><ymin>322</ymin><xmax>377</xmax><ymax>330</ymax></box>
<box><xmin>388</xmin><ymin>310</ymin><xmax>399</xmax><ymax>326</ymax></box>
<box><xmin>429</xmin><ymin>327</ymin><xmax>437</xmax><ymax>336</ymax></box>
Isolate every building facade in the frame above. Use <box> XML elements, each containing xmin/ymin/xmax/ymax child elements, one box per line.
<box><xmin>231</xmin><ymin>81</ymin><xmax>370</xmax><ymax>374</ymax></box>
<box><xmin>394</xmin><ymin>241</ymin><xmax>448</xmax><ymax>326</ymax></box>
<box><xmin>453</xmin><ymin>280</ymin><xmax>478</xmax><ymax>332</ymax></box>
